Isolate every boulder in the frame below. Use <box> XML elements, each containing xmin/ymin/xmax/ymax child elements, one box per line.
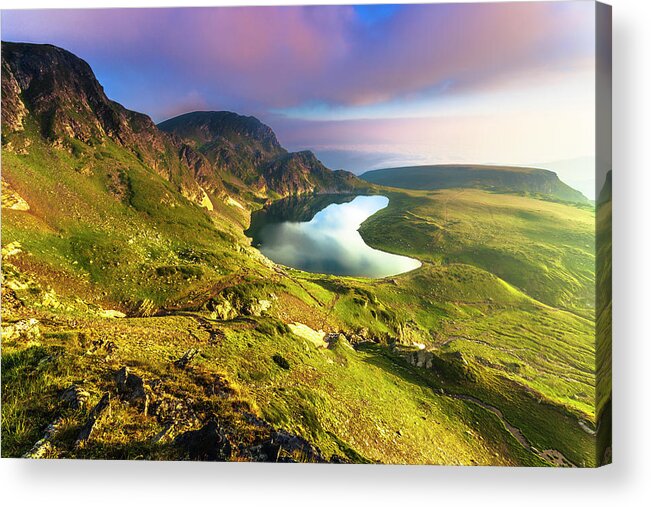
<box><xmin>60</xmin><ymin>384</ymin><xmax>91</xmax><ymax>410</ymax></box>
<box><xmin>244</xmin><ymin>298</ymin><xmax>272</xmax><ymax>317</ymax></box>
<box><xmin>174</xmin><ymin>420</ymin><xmax>232</xmax><ymax>461</ymax></box>
<box><xmin>209</xmin><ymin>297</ymin><xmax>238</xmax><ymax>320</ymax></box>
<box><xmin>115</xmin><ymin>366</ymin><xmax>151</xmax><ymax>413</ymax></box>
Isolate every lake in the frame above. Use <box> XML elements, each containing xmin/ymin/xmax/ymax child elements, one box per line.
<box><xmin>246</xmin><ymin>195</ymin><xmax>422</xmax><ymax>278</ymax></box>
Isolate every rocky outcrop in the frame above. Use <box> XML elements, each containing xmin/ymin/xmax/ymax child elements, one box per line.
<box><xmin>404</xmin><ymin>348</ymin><xmax>476</xmax><ymax>382</ymax></box>
<box><xmin>60</xmin><ymin>384</ymin><xmax>91</xmax><ymax>410</ymax></box>
<box><xmin>2</xmin><ymin>318</ymin><xmax>41</xmax><ymax>343</ymax></box>
<box><xmin>75</xmin><ymin>393</ymin><xmax>111</xmax><ymax>449</ymax></box>
<box><xmin>115</xmin><ymin>366</ymin><xmax>151</xmax><ymax>413</ymax></box>
<box><xmin>174</xmin><ymin>420</ymin><xmax>233</xmax><ymax>461</ymax></box>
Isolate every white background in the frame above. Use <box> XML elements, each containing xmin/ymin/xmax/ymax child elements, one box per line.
<box><xmin>1</xmin><ymin>0</ymin><xmax>649</xmax><ymax>505</ymax></box>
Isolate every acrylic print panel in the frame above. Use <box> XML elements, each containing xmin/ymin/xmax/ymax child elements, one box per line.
<box><xmin>0</xmin><ymin>1</ymin><xmax>611</xmax><ymax>466</ymax></box>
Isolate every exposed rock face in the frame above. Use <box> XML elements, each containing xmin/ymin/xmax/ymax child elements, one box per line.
<box><xmin>159</xmin><ymin>111</ymin><xmax>366</xmax><ymax>197</ymax></box>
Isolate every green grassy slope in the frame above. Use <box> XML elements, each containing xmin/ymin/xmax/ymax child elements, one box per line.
<box><xmin>359</xmin><ymin>189</ymin><xmax>595</xmax><ymax>318</ymax></box>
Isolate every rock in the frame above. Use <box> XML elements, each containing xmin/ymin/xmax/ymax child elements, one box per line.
<box><xmin>1</xmin><ymin>240</ymin><xmax>23</xmax><ymax>258</ymax></box>
<box><xmin>115</xmin><ymin>366</ymin><xmax>151</xmax><ymax>413</ymax></box>
<box><xmin>272</xmin><ymin>354</ymin><xmax>290</xmax><ymax>370</ymax></box>
<box><xmin>325</xmin><ymin>333</ymin><xmax>353</xmax><ymax>350</ymax></box>
<box><xmin>248</xmin><ymin>429</ymin><xmax>325</xmax><ymax>463</ymax></box>
<box><xmin>151</xmin><ymin>422</ymin><xmax>175</xmax><ymax>444</ymax></box>
<box><xmin>99</xmin><ymin>309</ymin><xmax>126</xmax><ymax>318</ymax></box>
<box><xmin>23</xmin><ymin>417</ymin><xmax>65</xmax><ymax>459</ymax></box>
<box><xmin>132</xmin><ymin>298</ymin><xmax>156</xmax><ymax>317</ymax></box>
<box><xmin>2</xmin><ymin>318</ymin><xmax>40</xmax><ymax>343</ymax></box>
<box><xmin>60</xmin><ymin>384</ymin><xmax>91</xmax><ymax>410</ymax></box>
<box><xmin>75</xmin><ymin>393</ymin><xmax>110</xmax><ymax>448</ymax></box>
<box><xmin>149</xmin><ymin>395</ymin><xmax>198</xmax><ymax>429</ymax></box>
<box><xmin>174</xmin><ymin>348</ymin><xmax>200</xmax><ymax>369</ymax></box>
<box><xmin>89</xmin><ymin>337</ymin><xmax>118</xmax><ymax>358</ymax></box>
<box><xmin>174</xmin><ymin>420</ymin><xmax>232</xmax><ymax>461</ymax></box>
<box><xmin>209</xmin><ymin>297</ymin><xmax>238</xmax><ymax>320</ymax></box>
<box><xmin>409</xmin><ymin>349</ymin><xmax>434</xmax><ymax>369</ymax></box>
<box><xmin>288</xmin><ymin>322</ymin><xmax>327</xmax><ymax>347</ymax></box>
<box><xmin>243</xmin><ymin>298</ymin><xmax>272</xmax><ymax>317</ymax></box>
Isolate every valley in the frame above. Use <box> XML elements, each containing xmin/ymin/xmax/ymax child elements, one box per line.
<box><xmin>1</xmin><ymin>41</ymin><xmax>605</xmax><ymax>466</ymax></box>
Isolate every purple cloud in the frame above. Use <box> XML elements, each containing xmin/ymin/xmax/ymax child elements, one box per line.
<box><xmin>1</xmin><ymin>3</ymin><xmax>594</xmax><ymax>118</ymax></box>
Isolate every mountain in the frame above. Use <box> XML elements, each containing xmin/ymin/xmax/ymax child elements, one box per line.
<box><xmin>361</xmin><ymin>164</ymin><xmax>589</xmax><ymax>203</ymax></box>
<box><xmin>1</xmin><ymin>41</ymin><xmax>223</xmax><ymax>202</ymax></box>
<box><xmin>159</xmin><ymin>110</ymin><xmax>365</xmax><ymax>197</ymax></box>
<box><xmin>2</xmin><ymin>41</ymin><xmax>364</xmax><ymax>202</ymax></box>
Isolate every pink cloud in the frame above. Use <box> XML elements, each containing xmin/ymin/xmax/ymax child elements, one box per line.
<box><xmin>2</xmin><ymin>3</ymin><xmax>594</xmax><ymax>115</ymax></box>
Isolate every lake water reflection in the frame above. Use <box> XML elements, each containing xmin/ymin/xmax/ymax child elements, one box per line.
<box><xmin>246</xmin><ymin>195</ymin><xmax>421</xmax><ymax>278</ymax></box>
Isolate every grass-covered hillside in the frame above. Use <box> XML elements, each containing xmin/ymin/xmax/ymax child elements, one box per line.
<box><xmin>2</xmin><ymin>41</ymin><xmax>604</xmax><ymax>466</ymax></box>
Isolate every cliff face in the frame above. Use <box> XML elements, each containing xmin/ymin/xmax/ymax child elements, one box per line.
<box><xmin>159</xmin><ymin>111</ymin><xmax>366</xmax><ymax>197</ymax></box>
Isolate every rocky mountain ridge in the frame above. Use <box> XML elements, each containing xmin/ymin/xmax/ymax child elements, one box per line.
<box><xmin>1</xmin><ymin>41</ymin><xmax>364</xmax><ymax>202</ymax></box>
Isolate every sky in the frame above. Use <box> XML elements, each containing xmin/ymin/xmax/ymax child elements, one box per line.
<box><xmin>1</xmin><ymin>2</ymin><xmax>598</xmax><ymax>197</ymax></box>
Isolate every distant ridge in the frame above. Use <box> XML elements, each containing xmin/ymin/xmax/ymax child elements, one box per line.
<box><xmin>361</xmin><ymin>164</ymin><xmax>589</xmax><ymax>203</ymax></box>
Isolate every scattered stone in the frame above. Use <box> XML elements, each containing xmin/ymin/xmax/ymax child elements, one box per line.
<box><xmin>75</xmin><ymin>393</ymin><xmax>110</xmax><ymax>448</ymax></box>
<box><xmin>115</xmin><ymin>366</ymin><xmax>151</xmax><ymax>413</ymax></box>
<box><xmin>174</xmin><ymin>348</ymin><xmax>200</xmax><ymax>369</ymax></box>
<box><xmin>174</xmin><ymin>420</ymin><xmax>232</xmax><ymax>461</ymax></box>
<box><xmin>89</xmin><ymin>337</ymin><xmax>117</xmax><ymax>358</ymax></box>
<box><xmin>60</xmin><ymin>384</ymin><xmax>91</xmax><ymax>410</ymax></box>
<box><xmin>149</xmin><ymin>395</ymin><xmax>198</xmax><ymax>429</ymax></box>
